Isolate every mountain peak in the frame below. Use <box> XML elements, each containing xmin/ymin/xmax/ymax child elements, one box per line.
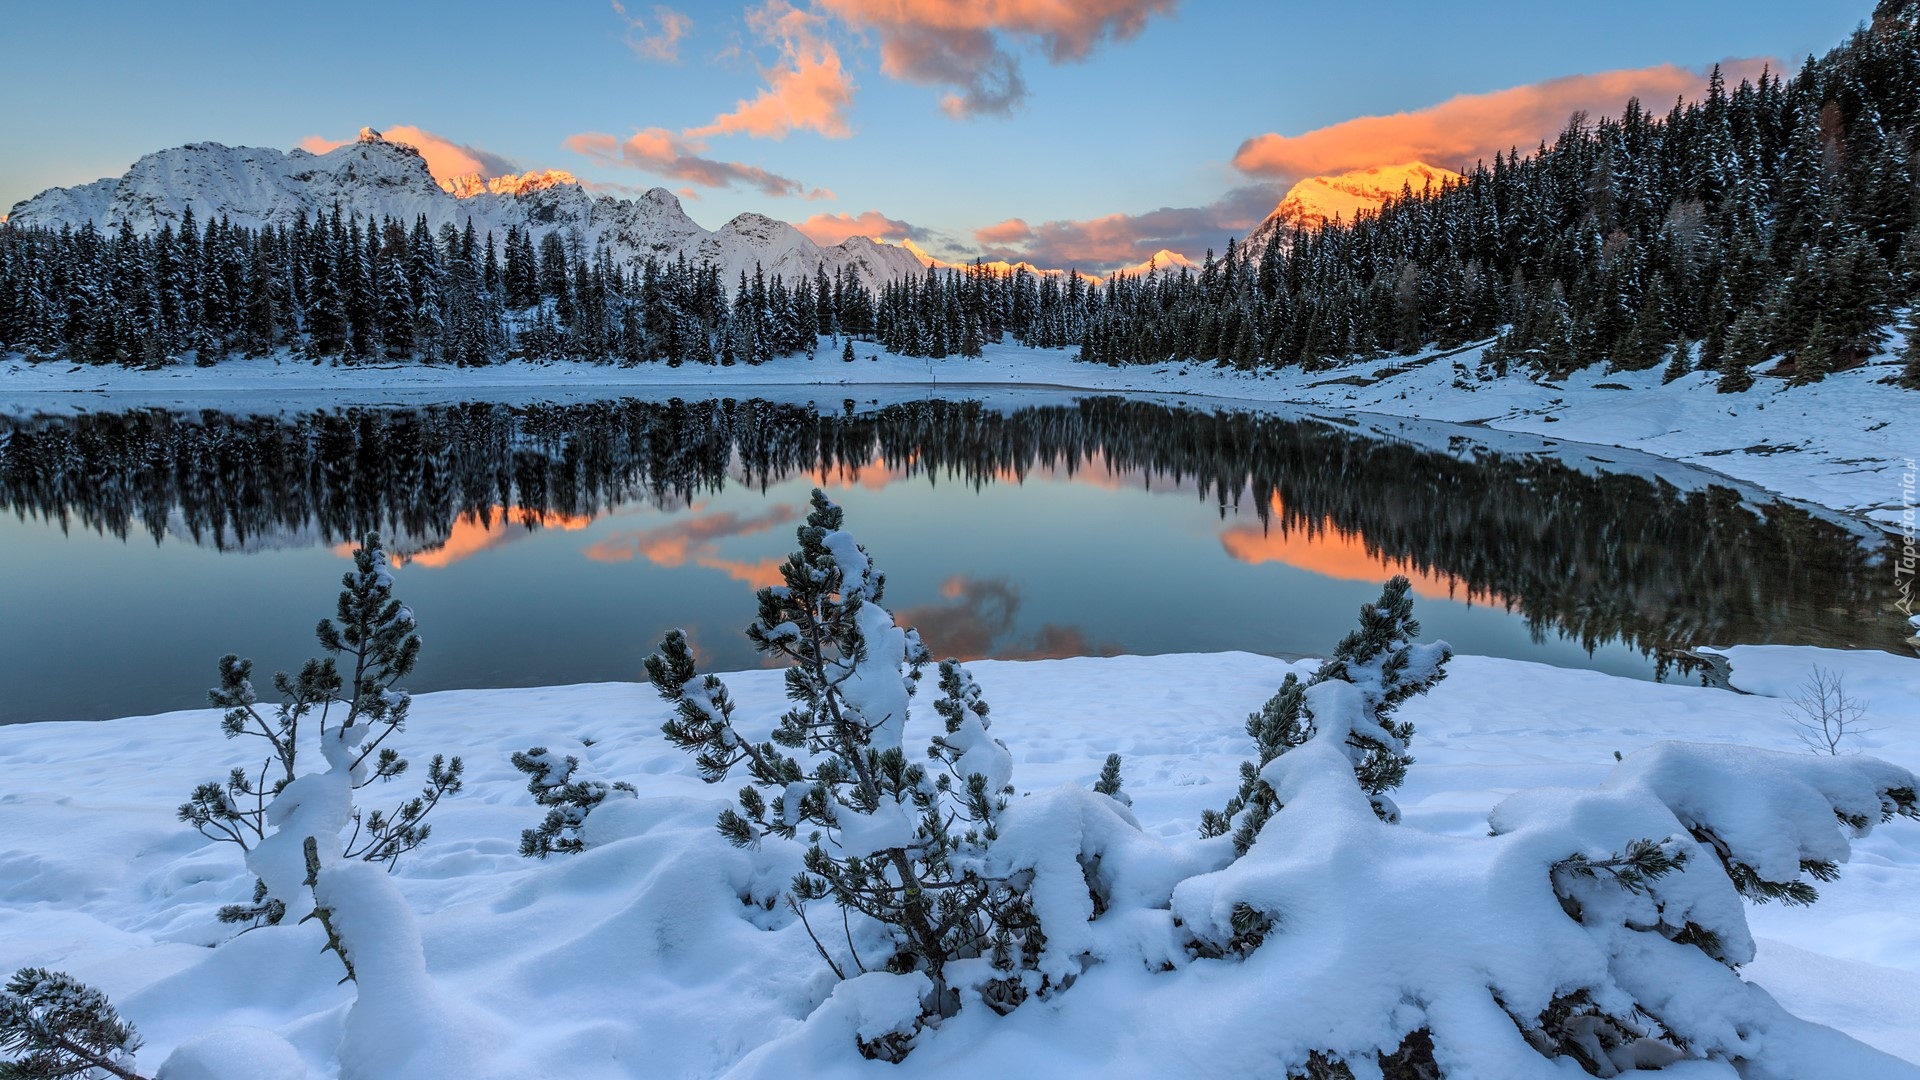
<box><xmin>1245</xmin><ymin>162</ymin><xmax>1462</xmax><ymax>254</ymax></box>
<box><xmin>440</xmin><ymin>169</ymin><xmax>579</xmax><ymax>199</ymax></box>
<box><xmin>357</xmin><ymin>126</ymin><xmax>385</xmax><ymax>143</ymax></box>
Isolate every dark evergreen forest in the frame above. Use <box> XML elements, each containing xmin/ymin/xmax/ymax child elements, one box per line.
<box><xmin>1</xmin><ymin>2</ymin><xmax>1916</xmax><ymax>387</ymax></box>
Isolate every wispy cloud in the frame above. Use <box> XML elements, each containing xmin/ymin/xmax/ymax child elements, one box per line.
<box><xmin>564</xmin><ymin>128</ymin><xmax>829</xmax><ymax>199</ymax></box>
<box><xmin>687</xmin><ymin>0</ymin><xmax>855</xmax><ymax>140</ymax></box>
<box><xmin>1233</xmin><ymin>60</ymin><xmax>1775</xmax><ymax>181</ymax></box>
<box><xmin>612</xmin><ymin>0</ymin><xmax>693</xmax><ymax>62</ymax></box>
<box><xmin>971</xmin><ymin>184</ymin><xmax>1279</xmax><ymax>273</ymax></box>
<box><xmin>817</xmin><ymin>0</ymin><xmax>1178</xmax><ymax>117</ymax></box>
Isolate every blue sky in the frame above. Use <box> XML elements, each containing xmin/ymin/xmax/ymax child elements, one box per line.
<box><xmin>0</xmin><ymin>0</ymin><xmax>1872</xmax><ymax>270</ymax></box>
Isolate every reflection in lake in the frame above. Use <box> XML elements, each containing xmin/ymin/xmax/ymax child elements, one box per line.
<box><xmin>0</xmin><ymin>396</ymin><xmax>1900</xmax><ymax>723</ymax></box>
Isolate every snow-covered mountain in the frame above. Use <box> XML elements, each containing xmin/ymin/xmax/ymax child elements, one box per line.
<box><xmin>1244</xmin><ymin>162</ymin><xmax>1461</xmax><ymax>253</ymax></box>
<box><xmin>4</xmin><ymin>128</ymin><xmax>927</xmax><ymax>290</ymax></box>
<box><xmin>901</xmin><ymin>239</ymin><xmax>1195</xmax><ymax>284</ymax></box>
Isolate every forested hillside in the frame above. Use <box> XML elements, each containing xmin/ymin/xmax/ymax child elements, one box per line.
<box><xmin>2</xmin><ymin>1</ymin><xmax>1916</xmax><ymax>385</ymax></box>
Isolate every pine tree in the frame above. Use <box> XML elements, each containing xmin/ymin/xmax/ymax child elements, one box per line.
<box><xmin>646</xmin><ymin>490</ymin><xmax>1041</xmax><ymax>1056</ymax></box>
<box><xmin>1899</xmin><ymin>306</ymin><xmax>1920</xmax><ymax>389</ymax></box>
<box><xmin>1201</xmin><ymin>577</ymin><xmax>1451</xmax><ymax>853</ymax></box>
<box><xmin>180</xmin><ymin>534</ymin><xmax>462</xmax><ymax>923</ymax></box>
<box><xmin>1717</xmin><ymin>310</ymin><xmax>1766</xmax><ymax>392</ymax></box>
<box><xmin>0</xmin><ymin>968</ymin><xmax>148</xmax><ymax>1080</ymax></box>
<box><xmin>510</xmin><ymin>748</ymin><xmax>636</xmax><ymax>857</ymax></box>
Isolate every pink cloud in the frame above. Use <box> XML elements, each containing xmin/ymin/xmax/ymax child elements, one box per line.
<box><xmin>564</xmin><ymin>128</ymin><xmax>827</xmax><ymax>199</ymax></box>
<box><xmin>1233</xmin><ymin>60</ymin><xmax>1775</xmax><ymax>181</ymax></box>
<box><xmin>795</xmin><ymin>209</ymin><xmax>922</xmax><ymax>245</ymax></box>
<box><xmin>612</xmin><ymin>0</ymin><xmax>693</xmax><ymax>62</ymax></box>
<box><xmin>687</xmin><ymin>0</ymin><xmax>854</xmax><ymax>140</ymax></box>
<box><xmin>817</xmin><ymin>0</ymin><xmax>1178</xmax><ymax>116</ymax></box>
<box><xmin>970</xmin><ymin>185</ymin><xmax>1277</xmax><ymax>274</ymax></box>
<box><xmin>299</xmin><ymin>125</ymin><xmax>519</xmax><ymax>184</ymax></box>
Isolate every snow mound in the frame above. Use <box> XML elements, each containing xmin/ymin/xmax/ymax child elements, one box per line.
<box><xmin>157</xmin><ymin>1026</ymin><xmax>306</xmax><ymax>1080</ymax></box>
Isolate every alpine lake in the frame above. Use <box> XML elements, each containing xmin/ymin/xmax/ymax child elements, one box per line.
<box><xmin>0</xmin><ymin>387</ymin><xmax>1907</xmax><ymax>724</ymax></box>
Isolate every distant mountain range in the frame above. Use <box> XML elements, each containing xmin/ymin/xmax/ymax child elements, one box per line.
<box><xmin>3</xmin><ymin>128</ymin><xmax>926</xmax><ymax>291</ymax></box>
<box><xmin>6</xmin><ymin>126</ymin><xmax>1452</xmax><ymax>284</ymax></box>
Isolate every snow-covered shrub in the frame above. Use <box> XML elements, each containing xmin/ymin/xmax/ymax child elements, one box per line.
<box><xmin>0</xmin><ymin>967</ymin><xmax>147</xmax><ymax>1080</ymax></box>
<box><xmin>509</xmin><ymin>747</ymin><xmax>637</xmax><ymax>857</ymax></box>
<box><xmin>646</xmin><ymin>489</ymin><xmax>1041</xmax><ymax>1059</ymax></box>
<box><xmin>1172</xmin><ymin>714</ymin><xmax>1920</xmax><ymax>1076</ymax></box>
<box><xmin>1200</xmin><ymin>575</ymin><xmax>1451</xmax><ymax>854</ymax></box>
<box><xmin>177</xmin><ymin>535</ymin><xmax>464</xmax><ymax>926</ymax></box>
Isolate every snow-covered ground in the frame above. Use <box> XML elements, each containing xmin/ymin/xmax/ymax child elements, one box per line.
<box><xmin>4</xmin><ymin>340</ymin><xmax>1913</xmax><ymax>529</ymax></box>
<box><xmin>2</xmin><ymin>645</ymin><xmax>1916</xmax><ymax>1077</ymax></box>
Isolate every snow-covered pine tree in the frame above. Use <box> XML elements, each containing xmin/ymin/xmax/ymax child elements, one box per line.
<box><xmin>1092</xmin><ymin>753</ymin><xmax>1130</xmax><ymax>805</ymax></box>
<box><xmin>1201</xmin><ymin>576</ymin><xmax>1451</xmax><ymax>855</ymax></box>
<box><xmin>0</xmin><ymin>968</ymin><xmax>147</xmax><ymax>1080</ymax></box>
<box><xmin>646</xmin><ymin>489</ymin><xmax>1041</xmax><ymax>1058</ymax></box>
<box><xmin>178</xmin><ymin>534</ymin><xmax>463</xmax><ymax>925</ymax></box>
<box><xmin>510</xmin><ymin>747</ymin><xmax>637</xmax><ymax>857</ymax></box>
<box><xmin>1899</xmin><ymin>306</ymin><xmax>1920</xmax><ymax>389</ymax></box>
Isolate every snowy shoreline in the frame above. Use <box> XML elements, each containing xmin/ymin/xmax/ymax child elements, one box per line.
<box><xmin>5</xmin><ymin>340</ymin><xmax>1914</xmax><ymax>530</ymax></box>
<box><xmin>3</xmin><ymin>645</ymin><xmax>1917</xmax><ymax>1076</ymax></box>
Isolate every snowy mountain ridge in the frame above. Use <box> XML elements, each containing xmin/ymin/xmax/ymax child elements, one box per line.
<box><xmin>1245</xmin><ymin>162</ymin><xmax>1463</xmax><ymax>254</ymax></box>
<box><xmin>4</xmin><ymin>129</ymin><xmax>929</xmax><ymax>290</ymax></box>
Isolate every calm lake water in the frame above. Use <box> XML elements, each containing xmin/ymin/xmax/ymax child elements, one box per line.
<box><xmin>0</xmin><ymin>392</ymin><xmax>1905</xmax><ymax>724</ymax></box>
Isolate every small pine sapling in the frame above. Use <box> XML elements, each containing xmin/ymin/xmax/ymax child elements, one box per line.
<box><xmin>648</xmin><ymin>489</ymin><xmax>1042</xmax><ymax>1056</ymax></box>
<box><xmin>1202</xmin><ymin>576</ymin><xmax>1451</xmax><ymax>854</ymax></box>
<box><xmin>1091</xmin><ymin>753</ymin><xmax>1130</xmax><ymax>806</ymax></box>
<box><xmin>0</xmin><ymin>968</ymin><xmax>149</xmax><ymax>1080</ymax></box>
<box><xmin>178</xmin><ymin>534</ymin><xmax>463</xmax><ymax>925</ymax></box>
<box><xmin>510</xmin><ymin>747</ymin><xmax>638</xmax><ymax>857</ymax></box>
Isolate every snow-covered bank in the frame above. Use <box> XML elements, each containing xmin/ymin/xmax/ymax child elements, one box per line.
<box><xmin>2</xmin><ymin>646</ymin><xmax>1916</xmax><ymax>1077</ymax></box>
<box><xmin>4</xmin><ymin>341</ymin><xmax>1913</xmax><ymax>528</ymax></box>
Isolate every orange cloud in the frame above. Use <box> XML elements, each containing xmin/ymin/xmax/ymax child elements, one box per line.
<box><xmin>796</xmin><ymin>209</ymin><xmax>922</xmax><ymax>246</ymax></box>
<box><xmin>583</xmin><ymin>507</ymin><xmax>797</xmax><ymax>592</ymax></box>
<box><xmin>1233</xmin><ymin>60</ymin><xmax>1774</xmax><ymax>181</ymax></box>
<box><xmin>330</xmin><ymin>506</ymin><xmax>591</xmax><ymax>570</ymax></box>
<box><xmin>613</xmin><ymin>0</ymin><xmax>693</xmax><ymax>62</ymax></box>
<box><xmin>695</xmin><ymin>555</ymin><xmax>787</xmax><ymax>589</ymax></box>
<box><xmin>299</xmin><ymin>125</ymin><xmax>520</xmax><ymax>185</ymax></box>
<box><xmin>808</xmin><ymin>452</ymin><xmax>913</xmax><ymax>491</ymax></box>
<box><xmin>688</xmin><ymin>0</ymin><xmax>854</xmax><ymax>141</ymax></box>
<box><xmin>565</xmin><ymin>128</ymin><xmax>827</xmax><ymax>199</ymax></box>
<box><xmin>817</xmin><ymin>0</ymin><xmax>1177</xmax><ymax>116</ymax></box>
<box><xmin>1219</xmin><ymin>496</ymin><xmax>1477</xmax><ymax>604</ymax></box>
